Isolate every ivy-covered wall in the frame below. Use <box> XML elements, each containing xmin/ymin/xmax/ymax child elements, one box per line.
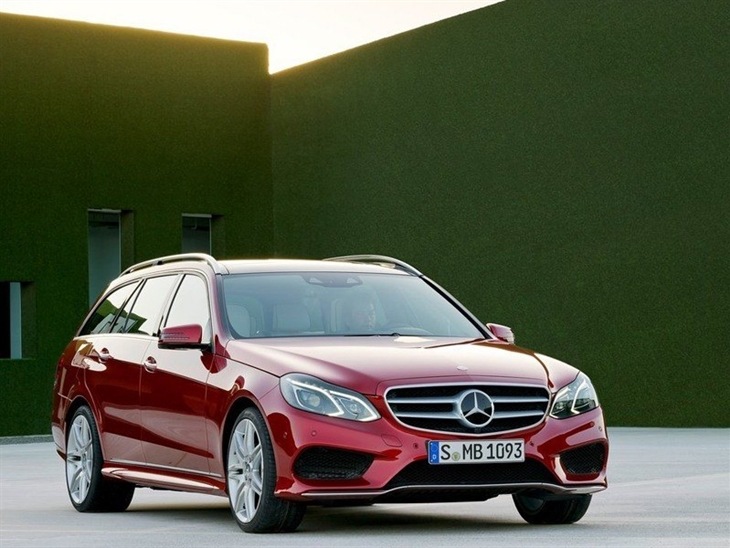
<box><xmin>272</xmin><ymin>0</ymin><xmax>729</xmax><ymax>426</ymax></box>
<box><xmin>0</xmin><ymin>14</ymin><xmax>273</xmax><ymax>435</ymax></box>
<box><xmin>1</xmin><ymin>0</ymin><xmax>727</xmax><ymax>435</ymax></box>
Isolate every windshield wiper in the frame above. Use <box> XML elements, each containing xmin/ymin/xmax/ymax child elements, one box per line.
<box><xmin>343</xmin><ymin>332</ymin><xmax>403</xmax><ymax>337</ymax></box>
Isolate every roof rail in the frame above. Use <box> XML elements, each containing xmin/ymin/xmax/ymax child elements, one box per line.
<box><xmin>121</xmin><ymin>253</ymin><xmax>224</xmax><ymax>276</ymax></box>
<box><xmin>324</xmin><ymin>254</ymin><xmax>422</xmax><ymax>276</ymax></box>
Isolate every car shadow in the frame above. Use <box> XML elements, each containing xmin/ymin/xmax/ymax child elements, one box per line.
<box><xmin>126</xmin><ymin>500</ymin><xmax>233</xmax><ymax>525</ymax></box>
<box><xmin>125</xmin><ymin>500</ymin><xmax>529</xmax><ymax>532</ymax></box>
<box><xmin>297</xmin><ymin>504</ymin><xmax>525</xmax><ymax>533</ymax></box>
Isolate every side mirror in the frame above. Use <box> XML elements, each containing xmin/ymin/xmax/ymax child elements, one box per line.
<box><xmin>159</xmin><ymin>324</ymin><xmax>203</xmax><ymax>348</ymax></box>
<box><xmin>486</xmin><ymin>323</ymin><xmax>515</xmax><ymax>344</ymax></box>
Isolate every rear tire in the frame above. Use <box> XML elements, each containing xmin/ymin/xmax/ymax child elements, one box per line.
<box><xmin>65</xmin><ymin>406</ymin><xmax>135</xmax><ymax>512</ymax></box>
<box><xmin>513</xmin><ymin>493</ymin><xmax>591</xmax><ymax>524</ymax></box>
<box><xmin>226</xmin><ymin>408</ymin><xmax>305</xmax><ymax>533</ymax></box>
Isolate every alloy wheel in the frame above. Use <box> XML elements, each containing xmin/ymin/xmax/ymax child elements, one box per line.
<box><xmin>66</xmin><ymin>414</ymin><xmax>94</xmax><ymax>504</ymax></box>
<box><xmin>227</xmin><ymin>418</ymin><xmax>264</xmax><ymax>523</ymax></box>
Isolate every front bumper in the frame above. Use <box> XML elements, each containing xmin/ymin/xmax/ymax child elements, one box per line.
<box><xmin>260</xmin><ymin>389</ymin><xmax>608</xmax><ymax>503</ymax></box>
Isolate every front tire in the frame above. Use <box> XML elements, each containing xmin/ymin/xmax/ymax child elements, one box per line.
<box><xmin>513</xmin><ymin>493</ymin><xmax>591</xmax><ymax>524</ymax></box>
<box><xmin>65</xmin><ymin>406</ymin><xmax>135</xmax><ymax>512</ymax></box>
<box><xmin>226</xmin><ymin>408</ymin><xmax>305</xmax><ymax>533</ymax></box>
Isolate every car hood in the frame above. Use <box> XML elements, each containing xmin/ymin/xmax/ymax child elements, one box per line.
<box><xmin>225</xmin><ymin>336</ymin><xmax>567</xmax><ymax>395</ymax></box>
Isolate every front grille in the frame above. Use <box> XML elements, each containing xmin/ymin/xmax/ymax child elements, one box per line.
<box><xmin>385</xmin><ymin>383</ymin><xmax>550</xmax><ymax>435</ymax></box>
<box><xmin>293</xmin><ymin>447</ymin><xmax>374</xmax><ymax>481</ymax></box>
<box><xmin>384</xmin><ymin>458</ymin><xmax>557</xmax><ymax>490</ymax></box>
<box><xmin>560</xmin><ymin>443</ymin><xmax>606</xmax><ymax>475</ymax></box>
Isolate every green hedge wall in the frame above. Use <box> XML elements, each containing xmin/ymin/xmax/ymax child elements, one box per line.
<box><xmin>0</xmin><ymin>14</ymin><xmax>273</xmax><ymax>435</ymax></box>
<box><xmin>1</xmin><ymin>1</ymin><xmax>726</xmax><ymax>435</ymax></box>
<box><xmin>272</xmin><ymin>0</ymin><xmax>729</xmax><ymax>426</ymax></box>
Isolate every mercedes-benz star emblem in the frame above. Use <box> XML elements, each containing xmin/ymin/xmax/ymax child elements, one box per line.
<box><xmin>457</xmin><ymin>389</ymin><xmax>494</xmax><ymax>428</ymax></box>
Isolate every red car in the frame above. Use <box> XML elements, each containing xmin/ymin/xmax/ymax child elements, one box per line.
<box><xmin>51</xmin><ymin>254</ymin><xmax>608</xmax><ymax>533</ymax></box>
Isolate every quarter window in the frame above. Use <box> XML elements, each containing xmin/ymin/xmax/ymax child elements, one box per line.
<box><xmin>79</xmin><ymin>282</ymin><xmax>139</xmax><ymax>336</ymax></box>
<box><xmin>110</xmin><ymin>283</ymin><xmax>143</xmax><ymax>333</ymax></box>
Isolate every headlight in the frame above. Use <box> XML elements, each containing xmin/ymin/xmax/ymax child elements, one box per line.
<box><xmin>280</xmin><ymin>373</ymin><xmax>380</xmax><ymax>422</ymax></box>
<box><xmin>550</xmin><ymin>372</ymin><xmax>599</xmax><ymax>419</ymax></box>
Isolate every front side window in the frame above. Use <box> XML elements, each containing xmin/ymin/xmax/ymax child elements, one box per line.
<box><xmin>165</xmin><ymin>275</ymin><xmax>211</xmax><ymax>342</ymax></box>
<box><xmin>222</xmin><ymin>272</ymin><xmax>483</xmax><ymax>339</ymax></box>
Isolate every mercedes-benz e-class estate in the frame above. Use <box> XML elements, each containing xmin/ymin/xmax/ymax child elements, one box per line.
<box><xmin>52</xmin><ymin>254</ymin><xmax>608</xmax><ymax>533</ymax></box>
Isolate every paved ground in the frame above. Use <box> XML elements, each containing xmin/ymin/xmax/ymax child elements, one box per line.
<box><xmin>1</xmin><ymin>428</ymin><xmax>728</xmax><ymax>547</ymax></box>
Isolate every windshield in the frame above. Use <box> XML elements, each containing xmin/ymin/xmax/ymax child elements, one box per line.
<box><xmin>222</xmin><ymin>272</ymin><xmax>484</xmax><ymax>339</ymax></box>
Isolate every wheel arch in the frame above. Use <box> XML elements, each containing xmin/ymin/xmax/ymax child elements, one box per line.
<box><xmin>65</xmin><ymin>397</ymin><xmax>91</xmax><ymax>435</ymax></box>
<box><xmin>221</xmin><ymin>395</ymin><xmax>260</xmax><ymax>467</ymax></box>
<box><xmin>62</xmin><ymin>397</ymin><xmax>96</xmax><ymax>455</ymax></box>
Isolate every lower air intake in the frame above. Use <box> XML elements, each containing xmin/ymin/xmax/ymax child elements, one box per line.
<box><xmin>294</xmin><ymin>447</ymin><xmax>374</xmax><ymax>480</ymax></box>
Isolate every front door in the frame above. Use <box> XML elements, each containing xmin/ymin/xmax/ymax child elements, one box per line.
<box><xmin>139</xmin><ymin>273</ymin><xmax>213</xmax><ymax>475</ymax></box>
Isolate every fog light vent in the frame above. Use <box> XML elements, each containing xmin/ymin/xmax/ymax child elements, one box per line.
<box><xmin>560</xmin><ymin>443</ymin><xmax>606</xmax><ymax>475</ymax></box>
<box><xmin>294</xmin><ymin>447</ymin><xmax>373</xmax><ymax>480</ymax></box>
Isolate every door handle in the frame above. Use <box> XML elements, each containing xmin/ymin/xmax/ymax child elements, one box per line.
<box><xmin>143</xmin><ymin>356</ymin><xmax>157</xmax><ymax>373</ymax></box>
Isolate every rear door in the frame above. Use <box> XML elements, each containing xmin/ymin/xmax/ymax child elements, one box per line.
<box><xmin>79</xmin><ymin>281</ymin><xmax>148</xmax><ymax>464</ymax></box>
<box><xmin>95</xmin><ymin>274</ymin><xmax>179</xmax><ymax>464</ymax></box>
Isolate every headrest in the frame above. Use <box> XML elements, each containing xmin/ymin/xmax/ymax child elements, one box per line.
<box><xmin>228</xmin><ymin>304</ymin><xmax>251</xmax><ymax>337</ymax></box>
<box><xmin>272</xmin><ymin>303</ymin><xmax>310</xmax><ymax>334</ymax></box>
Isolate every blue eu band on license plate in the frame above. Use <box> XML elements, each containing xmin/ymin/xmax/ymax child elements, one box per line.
<box><xmin>428</xmin><ymin>439</ymin><xmax>525</xmax><ymax>464</ymax></box>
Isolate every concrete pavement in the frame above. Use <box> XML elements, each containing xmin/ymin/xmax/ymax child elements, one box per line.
<box><xmin>1</xmin><ymin>428</ymin><xmax>728</xmax><ymax>547</ymax></box>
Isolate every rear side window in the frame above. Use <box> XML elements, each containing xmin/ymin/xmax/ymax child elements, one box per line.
<box><xmin>79</xmin><ymin>282</ymin><xmax>139</xmax><ymax>336</ymax></box>
<box><xmin>123</xmin><ymin>276</ymin><xmax>177</xmax><ymax>336</ymax></box>
<box><xmin>110</xmin><ymin>283</ymin><xmax>143</xmax><ymax>333</ymax></box>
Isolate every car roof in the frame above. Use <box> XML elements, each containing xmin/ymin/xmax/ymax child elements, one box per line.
<box><xmin>117</xmin><ymin>255</ymin><xmax>416</xmax><ymax>281</ymax></box>
<box><xmin>219</xmin><ymin>258</ymin><xmax>410</xmax><ymax>276</ymax></box>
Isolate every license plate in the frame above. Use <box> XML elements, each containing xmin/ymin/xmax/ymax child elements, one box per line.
<box><xmin>428</xmin><ymin>439</ymin><xmax>525</xmax><ymax>464</ymax></box>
